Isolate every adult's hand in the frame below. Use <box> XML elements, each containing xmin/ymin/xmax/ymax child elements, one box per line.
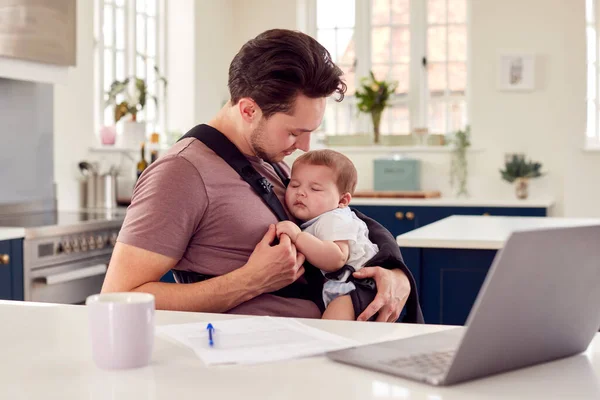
<box><xmin>353</xmin><ymin>267</ymin><xmax>410</xmax><ymax>322</ymax></box>
<box><xmin>244</xmin><ymin>224</ymin><xmax>305</xmax><ymax>294</ymax></box>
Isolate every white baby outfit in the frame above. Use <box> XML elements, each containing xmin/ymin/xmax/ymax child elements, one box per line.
<box><xmin>300</xmin><ymin>207</ymin><xmax>379</xmax><ymax>307</ymax></box>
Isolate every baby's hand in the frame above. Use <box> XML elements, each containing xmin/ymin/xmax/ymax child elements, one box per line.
<box><xmin>276</xmin><ymin>221</ymin><xmax>301</xmax><ymax>242</ymax></box>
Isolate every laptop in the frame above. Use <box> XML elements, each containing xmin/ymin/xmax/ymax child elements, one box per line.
<box><xmin>326</xmin><ymin>224</ymin><xmax>600</xmax><ymax>386</ymax></box>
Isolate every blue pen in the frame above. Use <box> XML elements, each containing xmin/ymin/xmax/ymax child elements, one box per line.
<box><xmin>206</xmin><ymin>323</ymin><xmax>215</xmax><ymax>347</ymax></box>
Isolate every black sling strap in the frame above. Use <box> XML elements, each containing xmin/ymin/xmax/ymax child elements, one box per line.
<box><xmin>179</xmin><ymin>124</ymin><xmax>290</xmax><ymax>222</ymax></box>
<box><xmin>176</xmin><ymin>124</ymin><xmax>324</xmax><ymax>305</ymax></box>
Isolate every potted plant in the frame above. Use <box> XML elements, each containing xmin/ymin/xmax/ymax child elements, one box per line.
<box><xmin>499</xmin><ymin>154</ymin><xmax>544</xmax><ymax>199</ymax></box>
<box><xmin>355</xmin><ymin>71</ymin><xmax>397</xmax><ymax>144</ymax></box>
<box><xmin>448</xmin><ymin>126</ymin><xmax>471</xmax><ymax>197</ymax></box>
<box><xmin>105</xmin><ymin>66</ymin><xmax>167</xmax><ymax>148</ymax></box>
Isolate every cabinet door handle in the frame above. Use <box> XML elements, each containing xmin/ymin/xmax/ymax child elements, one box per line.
<box><xmin>0</xmin><ymin>254</ymin><xmax>9</xmax><ymax>265</ymax></box>
<box><xmin>483</xmin><ymin>212</ymin><xmax>490</xmax><ymax>216</ymax></box>
<box><xmin>406</xmin><ymin>212</ymin><xmax>415</xmax><ymax>220</ymax></box>
<box><xmin>395</xmin><ymin>212</ymin><xmax>404</xmax><ymax>220</ymax></box>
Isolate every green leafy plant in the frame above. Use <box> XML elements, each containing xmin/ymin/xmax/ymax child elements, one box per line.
<box><xmin>448</xmin><ymin>126</ymin><xmax>471</xmax><ymax>197</ymax></box>
<box><xmin>500</xmin><ymin>154</ymin><xmax>544</xmax><ymax>183</ymax></box>
<box><xmin>105</xmin><ymin>66</ymin><xmax>168</xmax><ymax>123</ymax></box>
<box><xmin>355</xmin><ymin>71</ymin><xmax>397</xmax><ymax>143</ymax></box>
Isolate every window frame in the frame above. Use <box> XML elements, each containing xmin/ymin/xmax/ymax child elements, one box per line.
<box><xmin>586</xmin><ymin>0</ymin><xmax>600</xmax><ymax>148</ymax></box>
<box><xmin>94</xmin><ymin>0</ymin><xmax>168</xmax><ymax>138</ymax></box>
<box><xmin>308</xmin><ymin>0</ymin><xmax>470</xmax><ymax>137</ymax></box>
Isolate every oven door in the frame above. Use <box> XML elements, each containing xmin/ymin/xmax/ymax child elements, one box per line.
<box><xmin>29</xmin><ymin>256</ymin><xmax>109</xmax><ymax>304</ymax></box>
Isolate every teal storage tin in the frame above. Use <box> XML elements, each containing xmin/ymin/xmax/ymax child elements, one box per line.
<box><xmin>373</xmin><ymin>156</ymin><xmax>421</xmax><ymax>191</ymax></box>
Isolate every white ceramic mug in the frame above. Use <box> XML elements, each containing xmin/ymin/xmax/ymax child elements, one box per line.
<box><xmin>86</xmin><ymin>292</ymin><xmax>155</xmax><ymax>369</ymax></box>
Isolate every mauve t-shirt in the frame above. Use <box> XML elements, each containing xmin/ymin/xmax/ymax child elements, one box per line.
<box><xmin>117</xmin><ymin>136</ymin><xmax>321</xmax><ymax>318</ymax></box>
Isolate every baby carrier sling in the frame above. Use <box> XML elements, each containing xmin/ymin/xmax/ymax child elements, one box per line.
<box><xmin>171</xmin><ymin>124</ymin><xmax>424</xmax><ymax>323</ymax></box>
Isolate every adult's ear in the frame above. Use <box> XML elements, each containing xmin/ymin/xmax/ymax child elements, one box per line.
<box><xmin>237</xmin><ymin>98</ymin><xmax>262</xmax><ymax>124</ymax></box>
<box><xmin>338</xmin><ymin>192</ymin><xmax>352</xmax><ymax>207</ymax></box>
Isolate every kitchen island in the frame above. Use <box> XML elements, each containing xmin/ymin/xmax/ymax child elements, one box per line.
<box><xmin>396</xmin><ymin>215</ymin><xmax>600</xmax><ymax>325</ymax></box>
<box><xmin>2</xmin><ymin>300</ymin><xmax>600</xmax><ymax>399</ymax></box>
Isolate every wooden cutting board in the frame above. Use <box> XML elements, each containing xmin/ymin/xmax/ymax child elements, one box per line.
<box><xmin>353</xmin><ymin>190</ymin><xmax>441</xmax><ymax>199</ymax></box>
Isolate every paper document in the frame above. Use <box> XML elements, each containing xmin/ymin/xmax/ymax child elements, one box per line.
<box><xmin>157</xmin><ymin>317</ymin><xmax>359</xmax><ymax>365</ymax></box>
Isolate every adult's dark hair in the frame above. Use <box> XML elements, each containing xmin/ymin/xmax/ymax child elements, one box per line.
<box><xmin>228</xmin><ymin>29</ymin><xmax>347</xmax><ymax>118</ymax></box>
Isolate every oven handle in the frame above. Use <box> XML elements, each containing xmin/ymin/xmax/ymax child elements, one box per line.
<box><xmin>38</xmin><ymin>264</ymin><xmax>108</xmax><ymax>285</ymax></box>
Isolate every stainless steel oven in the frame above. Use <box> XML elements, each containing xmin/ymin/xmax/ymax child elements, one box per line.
<box><xmin>0</xmin><ymin>200</ymin><xmax>124</xmax><ymax>304</ymax></box>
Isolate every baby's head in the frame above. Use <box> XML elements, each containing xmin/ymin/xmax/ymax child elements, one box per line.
<box><xmin>285</xmin><ymin>149</ymin><xmax>357</xmax><ymax>221</ymax></box>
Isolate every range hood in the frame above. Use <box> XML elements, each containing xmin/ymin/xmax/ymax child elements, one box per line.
<box><xmin>0</xmin><ymin>0</ymin><xmax>76</xmax><ymax>85</ymax></box>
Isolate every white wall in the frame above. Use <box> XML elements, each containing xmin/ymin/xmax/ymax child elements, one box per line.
<box><xmin>53</xmin><ymin>0</ymin><xmax>96</xmax><ymax>210</ymax></box>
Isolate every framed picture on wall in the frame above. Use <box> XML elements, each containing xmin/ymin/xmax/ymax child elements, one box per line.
<box><xmin>497</xmin><ymin>53</ymin><xmax>535</xmax><ymax>91</ymax></box>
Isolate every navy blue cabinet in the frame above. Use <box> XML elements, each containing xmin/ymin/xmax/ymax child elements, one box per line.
<box><xmin>0</xmin><ymin>239</ymin><xmax>24</xmax><ymax>301</ymax></box>
<box><xmin>352</xmin><ymin>203</ymin><xmax>548</xmax><ymax>325</ymax></box>
<box><xmin>420</xmin><ymin>248</ymin><xmax>497</xmax><ymax>325</ymax></box>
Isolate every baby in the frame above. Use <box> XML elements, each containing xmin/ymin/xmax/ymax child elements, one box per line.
<box><xmin>276</xmin><ymin>149</ymin><xmax>378</xmax><ymax>320</ymax></box>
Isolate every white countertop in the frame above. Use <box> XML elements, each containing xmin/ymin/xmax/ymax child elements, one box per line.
<box><xmin>351</xmin><ymin>196</ymin><xmax>555</xmax><ymax>208</ymax></box>
<box><xmin>397</xmin><ymin>215</ymin><xmax>600</xmax><ymax>249</ymax></box>
<box><xmin>0</xmin><ymin>227</ymin><xmax>25</xmax><ymax>241</ymax></box>
<box><xmin>3</xmin><ymin>300</ymin><xmax>600</xmax><ymax>399</ymax></box>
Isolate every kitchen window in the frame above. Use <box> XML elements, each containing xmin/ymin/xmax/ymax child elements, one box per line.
<box><xmin>309</xmin><ymin>0</ymin><xmax>469</xmax><ymax>137</ymax></box>
<box><xmin>587</xmin><ymin>0</ymin><xmax>600</xmax><ymax>148</ymax></box>
<box><xmin>94</xmin><ymin>0</ymin><xmax>167</xmax><ymax>136</ymax></box>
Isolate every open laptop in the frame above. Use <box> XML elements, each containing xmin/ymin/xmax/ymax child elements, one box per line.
<box><xmin>327</xmin><ymin>224</ymin><xmax>600</xmax><ymax>386</ymax></box>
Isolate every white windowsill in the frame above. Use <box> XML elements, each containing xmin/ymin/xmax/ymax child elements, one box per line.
<box><xmin>583</xmin><ymin>143</ymin><xmax>600</xmax><ymax>152</ymax></box>
<box><xmin>319</xmin><ymin>145</ymin><xmax>484</xmax><ymax>154</ymax></box>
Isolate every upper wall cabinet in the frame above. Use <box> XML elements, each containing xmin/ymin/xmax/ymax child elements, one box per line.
<box><xmin>0</xmin><ymin>0</ymin><xmax>76</xmax><ymax>66</ymax></box>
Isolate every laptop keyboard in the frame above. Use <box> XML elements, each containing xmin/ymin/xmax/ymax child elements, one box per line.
<box><xmin>382</xmin><ymin>350</ymin><xmax>456</xmax><ymax>376</ymax></box>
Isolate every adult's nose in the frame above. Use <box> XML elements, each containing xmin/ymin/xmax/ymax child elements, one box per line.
<box><xmin>296</xmin><ymin>133</ymin><xmax>311</xmax><ymax>152</ymax></box>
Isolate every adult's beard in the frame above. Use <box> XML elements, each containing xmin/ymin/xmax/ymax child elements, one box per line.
<box><xmin>250</xmin><ymin>120</ymin><xmax>277</xmax><ymax>162</ymax></box>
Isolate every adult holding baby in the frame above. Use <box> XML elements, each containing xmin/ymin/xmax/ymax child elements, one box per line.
<box><xmin>101</xmin><ymin>28</ymin><xmax>423</xmax><ymax>323</ymax></box>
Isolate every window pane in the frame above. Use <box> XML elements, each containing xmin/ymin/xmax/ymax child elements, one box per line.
<box><xmin>337</xmin><ymin>102</ymin><xmax>353</xmax><ymax>133</ymax></box>
<box><xmin>147</xmin><ymin>57</ymin><xmax>156</xmax><ymax>87</ymax></box>
<box><xmin>136</xmin><ymin>15</ymin><xmax>146</xmax><ymax>54</ymax></box>
<box><xmin>390</xmin><ymin>104</ymin><xmax>410</xmax><ymax>134</ymax></box>
<box><xmin>337</xmin><ymin>29</ymin><xmax>355</xmax><ymax>63</ymax></box>
<box><xmin>146</xmin><ymin>0</ymin><xmax>156</xmax><ymax>16</ymax></box>
<box><xmin>448</xmin><ymin>62</ymin><xmax>466</xmax><ymax>93</ymax></box>
<box><xmin>372</xmin><ymin>64</ymin><xmax>390</xmax><ymax>81</ymax></box>
<box><xmin>103</xmin><ymin>5</ymin><xmax>114</xmax><ymax>47</ymax></box>
<box><xmin>390</xmin><ymin>64</ymin><xmax>409</xmax><ymax>95</ymax></box>
<box><xmin>341</xmin><ymin>64</ymin><xmax>356</xmax><ymax>95</ymax></box>
<box><xmin>428</xmin><ymin>101</ymin><xmax>446</xmax><ymax>133</ymax></box>
<box><xmin>391</xmin><ymin>27</ymin><xmax>410</xmax><ymax>63</ymax></box>
<box><xmin>322</xmin><ymin>99</ymin><xmax>338</xmax><ymax>134</ymax></box>
<box><xmin>588</xmin><ymin>64</ymin><xmax>596</xmax><ymax>100</ymax></box>
<box><xmin>448</xmin><ymin>26</ymin><xmax>466</xmax><ymax>61</ymax></box>
<box><xmin>428</xmin><ymin>0</ymin><xmax>446</xmax><ymax>24</ymax></box>
<box><xmin>586</xmin><ymin>0</ymin><xmax>595</xmax><ymax>23</ymax></box>
<box><xmin>146</xmin><ymin>96</ymin><xmax>156</xmax><ymax>122</ymax></box>
<box><xmin>380</xmin><ymin>106</ymin><xmax>391</xmax><ymax>134</ymax></box>
<box><xmin>103</xmin><ymin>49</ymin><xmax>113</xmax><ymax>92</ymax></box>
<box><xmin>391</xmin><ymin>0</ymin><xmax>410</xmax><ymax>25</ymax></box>
<box><xmin>587</xmin><ymin>26</ymin><xmax>597</xmax><ymax>63</ymax></box>
<box><xmin>372</xmin><ymin>27</ymin><xmax>391</xmax><ymax>64</ymax></box>
<box><xmin>448</xmin><ymin>101</ymin><xmax>466</xmax><ymax>132</ymax></box>
<box><xmin>115</xmin><ymin>50</ymin><xmax>125</xmax><ymax>80</ymax></box>
<box><xmin>136</xmin><ymin>0</ymin><xmax>146</xmax><ymax>14</ymax></box>
<box><xmin>317</xmin><ymin>0</ymin><xmax>355</xmax><ymax>28</ymax></box>
<box><xmin>428</xmin><ymin>63</ymin><xmax>447</xmax><ymax>94</ymax></box>
<box><xmin>371</xmin><ymin>0</ymin><xmax>390</xmax><ymax>26</ymax></box>
<box><xmin>137</xmin><ymin>55</ymin><xmax>146</xmax><ymax>79</ymax></box>
<box><xmin>317</xmin><ymin>29</ymin><xmax>337</xmax><ymax>61</ymax></box>
<box><xmin>427</xmin><ymin>27</ymin><xmax>446</xmax><ymax>61</ymax></box>
<box><xmin>147</xmin><ymin>17</ymin><xmax>156</xmax><ymax>57</ymax></box>
<box><xmin>115</xmin><ymin>8</ymin><xmax>125</xmax><ymax>50</ymax></box>
<box><xmin>587</xmin><ymin>101</ymin><xmax>596</xmax><ymax>138</ymax></box>
<box><xmin>104</xmin><ymin>107</ymin><xmax>114</xmax><ymax>126</ymax></box>
<box><xmin>448</xmin><ymin>0</ymin><xmax>466</xmax><ymax>23</ymax></box>
<box><xmin>115</xmin><ymin>0</ymin><xmax>125</xmax><ymax>6</ymax></box>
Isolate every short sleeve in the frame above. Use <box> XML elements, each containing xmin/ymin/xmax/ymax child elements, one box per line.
<box><xmin>311</xmin><ymin>210</ymin><xmax>359</xmax><ymax>243</ymax></box>
<box><xmin>117</xmin><ymin>155</ymin><xmax>207</xmax><ymax>260</ymax></box>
